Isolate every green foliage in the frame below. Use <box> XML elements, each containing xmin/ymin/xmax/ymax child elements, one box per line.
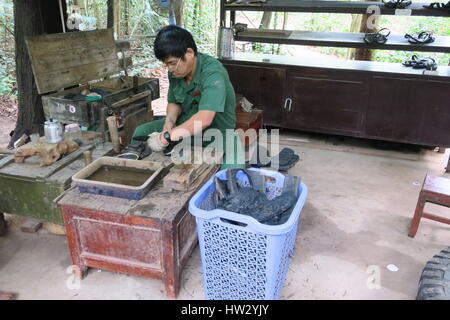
<box><xmin>0</xmin><ymin>0</ymin><xmax>15</xmax><ymax>95</ymax></box>
<box><xmin>375</xmin><ymin>15</ymin><xmax>450</xmax><ymax>64</ymax></box>
<box><xmin>183</xmin><ymin>0</ymin><xmax>219</xmax><ymax>56</ymax></box>
<box><xmin>0</xmin><ymin>70</ymin><xmax>15</xmax><ymax>95</ymax></box>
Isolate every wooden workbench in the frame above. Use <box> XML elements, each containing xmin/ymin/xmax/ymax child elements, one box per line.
<box><xmin>56</xmin><ymin>151</ymin><xmax>219</xmax><ymax>298</ymax></box>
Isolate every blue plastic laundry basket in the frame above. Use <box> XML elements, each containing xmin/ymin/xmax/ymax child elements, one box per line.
<box><xmin>189</xmin><ymin>168</ymin><xmax>308</xmax><ymax>300</ymax></box>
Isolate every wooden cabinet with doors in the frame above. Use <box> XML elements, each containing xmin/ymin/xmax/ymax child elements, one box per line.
<box><xmin>226</xmin><ymin>64</ymin><xmax>286</xmax><ymax>126</ymax></box>
<box><xmin>283</xmin><ymin>69</ymin><xmax>370</xmax><ymax>137</ymax></box>
<box><xmin>219</xmin><ymin>0</ymin><xmax>450</xmax><ymax>171</ymax></box>
<box><xmin>221</xmin><ymin>54</ymin><xmax>450</xmax><ymax>172</ymax></box>
<box><xmin>365</xmin><ymin>76</ymin><xmax>450</xmax><ymax>146</ymax></box>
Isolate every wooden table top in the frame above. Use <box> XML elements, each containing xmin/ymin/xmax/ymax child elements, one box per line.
<box><xmin>56</xmin><ymin>151</ymin><xmax>219</xmax><ymax>221</ymax></box>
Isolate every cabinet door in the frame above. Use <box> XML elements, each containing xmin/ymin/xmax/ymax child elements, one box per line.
<box><xmin>223</xmin><ymin>63</ymin><xmax>286</xmax><ymax>126</ymax></box>
<box><xmin>365</xmin><ymin>76</ymin><xmax>450</xmax><ymax>146</ymax></box>
<box><xmin>285</xmin><ymin>71</ymin><xmax>369</xmax><ymax>136</ymax></box>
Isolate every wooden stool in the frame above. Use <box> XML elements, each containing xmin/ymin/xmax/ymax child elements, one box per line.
<box><xmin>236</xmin><ymin>109</ymin><xmax>263</xmax><ymax>147</ymax></box>
<box><xmin>409</xmin><ymin>174</ymin><xmax>450</xmax><ymax>237</ymax></box>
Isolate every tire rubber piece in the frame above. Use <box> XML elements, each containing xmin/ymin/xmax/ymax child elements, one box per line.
<box><xmin>417</xmin><ymin>246</ymin><xmax>450</xmax><ymax>300</ymax></box>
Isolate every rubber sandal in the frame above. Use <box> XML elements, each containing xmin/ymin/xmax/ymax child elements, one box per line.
<box><xmin>402</xmin><ymin>55</ymin><xmax>437</xmax><ymax>70</ymax></box>
<box><xmin>116</xmin><ymin>141</ymin><xmax>151</xmax><ymax>160</ymax></box>
<box><xmin>364</xmin><ymin>28</ymin><xmax>391</xmax><ymax>44</ymax></box>
<box><xmin>423</xmin><ymin>1</ymin><xmax>450</xmax><ymax>12</ymax></box>
<box><xmin>404</xmin><ymin>31</ymin><xmax>435</xmax><ymax>44</ymax></box>
<box><xmin>116</xmin><ymin>152</ymin><xmax>140</xmax><ymax>160</ymax></box>
<box><xmin>383</xmin><ymin>0</ymin><xmax>411</xmax><ymax>8</ymax></box>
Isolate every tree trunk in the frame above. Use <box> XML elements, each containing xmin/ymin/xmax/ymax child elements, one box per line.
<box><xmin>252</xmin><ymin>11</ymin><xmax>272</xmax><ymax>51</ymax></box>
<box><xmin>348</xmin><ymin>0</ymin><xmax>378</xmax><ymax>61</ymax></box>
<box><xmin>10</xmin><ymin>0</ymin><xmax>67</xmax><ymax>148</ymax></box>
<box><xmin>113</xmin><ymin>0</ymin><xmax>120</xmax><ymax>37</ymax></box>
<box><xmin>277</xmin><ymin>12</ymin><xmax>288</xmax><ymax>55</ymax></box>
<box><xmin>93</xmin><ymin>0</ymin><xmax>101</xmax><ymax>29</ymax></box>
<box><xmin>107</xmin><ymin>0</ymin><xmax>114</xmax><ymax>29</ymax></box>
<box><xmin>259</xmin><ymin>11</ymin><xmax>272</xmax><ymax>29</ymax></box>
<box><xmin>354</xmin><ymin>14</ymin><xmax>375</xmax><ymax>61</ymax></box>
<box><xmin>172</xmin><ymin>0</ymin><xmax>184</xmax><ymax>26</ymax></box>
<box><xmin>124</xmin><ymin>0</ymin><xmax>129</xmax><ymax>36</ymax></box>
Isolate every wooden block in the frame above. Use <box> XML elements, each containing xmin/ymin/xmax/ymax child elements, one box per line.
<box><xmin>236</xmin><ymin>109</ymin><xmax>263</xmax><ymax>131</ymax></box>
<box><xmin>236</xmin><ymin>109</ymin><xmax>263</xmax><ymax>147</ymax></box>
<box><xmin>20</xmin><ymin>220</ymin><xmax>42</xmax><ymax>233</ymax></box>
<box><xmin>163</xmin><ymin>163</ymin><xmax>209</xmax><ymax>191</ymax></box>
<box><xmin>0</xmin><ymin>291</ymin><xmax>16</xmax><ymax>300</ymax></box>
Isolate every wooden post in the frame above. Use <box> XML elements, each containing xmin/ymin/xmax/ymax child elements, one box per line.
<box><xmin>113</xmin><ymin>0</ymin><xmax>120</xmax><ymax>37</ymax></box>
<box><xmin>107</xmin><ymin>116</ymin><xmax>121</xmax><ymax>153</ymax></box>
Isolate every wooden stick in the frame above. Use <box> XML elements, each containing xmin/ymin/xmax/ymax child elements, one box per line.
<box><xmin>107</xmin><ymin>116</ymin><xmax>121</xmax><ymax>153</ymax></box>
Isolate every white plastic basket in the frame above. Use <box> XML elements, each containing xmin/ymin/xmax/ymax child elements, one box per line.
<box><xmin>189</xmin><ymin>168</ymin><xmax>308</xmax><ymax>300</ymax></box>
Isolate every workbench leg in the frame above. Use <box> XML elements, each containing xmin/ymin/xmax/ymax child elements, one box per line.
<box><xmin>162</xmin><ymin>220</ymin><xmax>180</xmax><ymax>299</ymax></box>
<box><xmin>62</xmin><ymin>209</ymin><xmax>88</xmax><ymax>280</ymax></box>
<box><xmin>0</xmin><ymin>212</ymin><xmax>6</xmax><ymax>236</ymax></box>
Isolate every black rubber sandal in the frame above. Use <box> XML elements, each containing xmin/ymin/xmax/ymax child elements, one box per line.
<box><xmin>423</xmin><ymin>1</ymin><xmax>450</xmax><ymax>12</ymax></box>
<box><xmin>402</xmin><ymin>55</ymin><xmax>437</xmax><ymax>70</ymax></box>
<box><xmin>404</xmin><ymin>31</ymin><xmax>435</xmax><ymax>44</ymax></box>
<box><xmin>116</xmin><ymin>141</ymin><xmax>151</xmax><ymax>160</ymax></box>
<box><xmin>383</xmin><ymin>0</ymin><xmax>412</xmax><ymax>8</ymax></box>
<box><xmin>402</xmin><ymin>54</ymin><xmax>420</xmax><ymax>67</ymax></box>
<box><xmin>364</xmin><ymin>28</ymin><xmax>391</xmax><ymax>44</ymax></box>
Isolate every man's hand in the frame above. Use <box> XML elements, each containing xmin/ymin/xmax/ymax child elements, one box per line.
<box><xmin>159</xmin><ymin>131</ymin><xmax>170</xmax><ymax>145</ymax></box>
<box><xmin>163</xmin><ymin>119</ymin><xmax>175</xmax><ymax>133</ymax></box>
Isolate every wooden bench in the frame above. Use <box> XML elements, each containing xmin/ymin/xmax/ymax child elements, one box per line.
<box><xmin>408</xmin><ymin>174</ymin><xmax>450</xmax><ymax>237</ymax></box>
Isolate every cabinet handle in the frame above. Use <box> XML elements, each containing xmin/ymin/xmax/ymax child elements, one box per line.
<box><xmin>285</xmin><ymin>98</ymin><xmax>292</xmax><ymax>112</ymax></box>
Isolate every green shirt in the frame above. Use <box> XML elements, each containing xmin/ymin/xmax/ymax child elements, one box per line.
<box><xmin>167</xmin><ymin>52</ymin><xmax>236</xmax><ymax>135</ymax></box>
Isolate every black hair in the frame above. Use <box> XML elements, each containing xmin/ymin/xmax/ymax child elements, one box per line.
<box><xmin>154</xmin><ymin>25</ymin><xmax>198</xmax><ymax>61</ymax></box>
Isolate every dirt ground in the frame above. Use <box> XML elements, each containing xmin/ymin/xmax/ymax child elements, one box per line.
<box><xmin>0</xmin><ymin>95</ymin><xmax>17</xmax><ymax>148</ymax></box>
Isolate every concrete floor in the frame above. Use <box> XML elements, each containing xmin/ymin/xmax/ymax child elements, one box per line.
<box><xmin>1</xmin><ymin>132</ymin><xmax>449</xmax><ymax>300</ymax></box>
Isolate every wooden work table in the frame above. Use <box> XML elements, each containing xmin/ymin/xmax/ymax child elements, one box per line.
<box><xmin>56</xmin><ymin>151</ymin><xmax>219</xmax><ymax>298</ymax></box>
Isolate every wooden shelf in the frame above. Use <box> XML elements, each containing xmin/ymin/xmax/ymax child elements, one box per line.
<box><xmin>224</xmin><ymin>52</ymin><xmax>450</xmax><ymax>79</ymax></box>
<box><xmin>225</xmin><ymin>0</ymin><xmax>450</xmax><ymax>17</ymax></box>
<box><xmin>235</xmin><ymin>29</ymin><xmax>450</xmax><ymax>53</ymax></box>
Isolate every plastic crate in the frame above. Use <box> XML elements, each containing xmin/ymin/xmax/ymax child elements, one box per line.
<box><xmin>188</xmin><ymin>168</ymin><xmax>308</xmax><ymax>300</ymax></box>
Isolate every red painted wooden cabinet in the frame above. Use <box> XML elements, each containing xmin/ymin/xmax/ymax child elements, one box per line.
<box><xmin>57</xmin><ymin>165</ymin><xmax>217</xmax><ymax>298</ymax></box>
